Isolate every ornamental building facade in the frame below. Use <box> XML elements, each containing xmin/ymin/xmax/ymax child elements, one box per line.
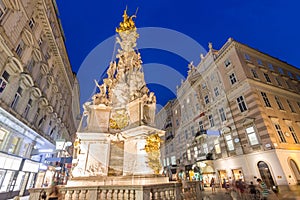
<box><xmin>158</xmin><ymin>38</ymin><xmax>300</xmax><ymax>192</ymax></box>
<box><xmin>0</xmin><ymin>0</ymin><xmax>80</xmax><ymax>198</ymax></box>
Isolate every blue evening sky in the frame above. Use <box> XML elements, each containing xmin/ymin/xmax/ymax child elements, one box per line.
<box><xmin>56</xmin><ymin>0</ymin><xmax>300</xmax><ymax>109</ymax></box>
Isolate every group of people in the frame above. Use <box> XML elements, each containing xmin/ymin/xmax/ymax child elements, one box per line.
<box><xmin>210</xmin><ymin>176</ymin><xmax>270</xmax><ymax>199</ymax></box>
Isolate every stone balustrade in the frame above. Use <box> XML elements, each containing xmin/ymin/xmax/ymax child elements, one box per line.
<box><xmin>29</xmin><ymin>181</ymin><xmax>201</xmax><ymax>200</ymax></box>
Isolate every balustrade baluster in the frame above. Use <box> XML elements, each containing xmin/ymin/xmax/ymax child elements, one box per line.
<box><xmin>107</xmin><ymin>189</ymin><xmax>113</xmax><ymax>199</ymax></box>
<box><xmin>61</xmin><ymin>190</ymin><xmax>67</xmax><ymax>200</ymax></box>
<box><xmin>68</xmin><ymin>190</ymin><xmax>74</xmax><ymax>200</ymax></box>
<box><xmin>129</xmin><ymin>189</ymin><xmax>135</xmax><ymax>200</ymax></box>
<box><xmin>112</xmin><ymin>189</ymin><xmax>119</xmax><ymax>200</ymax></box>
<box><xmin>101</xmin><ymin>189</ymin><xmax>108</xmax><ymax>200</ymax></box>
<box><xmin>124</xmin><ymin>189</ymin><xmax>129</xmax><ymax>199</ymax></box>
<box><xmin>117</xmin><ymin>189</ymin><xmax>124</xmax><ymax>200</ymax></box>
<box><xmin>81</xmin><ymin>190</ymin><xmax>87</xmax><ymax>200</ymax></box>
<box><xmin>159</xmin><ymin>189</ymin><xmax>166</xmax><ymax>199</ymax></box>
<box><xmin>74</xmin><ymin>190</ymin><xmax>81</xmax><ymax>200</ymax></box>
<box><xmin>97</xmin><ymin>189</ymin><xmax>102</xmax><ymax>200</ymax></box>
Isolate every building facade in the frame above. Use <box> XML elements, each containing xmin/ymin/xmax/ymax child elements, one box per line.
<box><xmin>0</xmin><ymin>0</ymin><xmax>80</xmax><ymax>198</ymax></box>
<box><xmin>158</xmin><ymin>38</ymin><xmax>300</xmax><ymax>192</ymax></box>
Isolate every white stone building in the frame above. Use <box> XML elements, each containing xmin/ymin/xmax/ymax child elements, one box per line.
<box><xmin>158</xmin><ymin>38</ymin><xmax>300</xmax><ymax>192</ymax></box>
<box><xmin>0</xmin><ymin>0</ymin><xmax>80</xmax><ymax>198</ymax></box>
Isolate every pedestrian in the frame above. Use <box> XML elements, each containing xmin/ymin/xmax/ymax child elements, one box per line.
<box><xmin>210</xmin><ymin>177</ymin><xmax>216</xmax><ymax>193</ymax></box>
<box><xmin>249</xmin><ymin>181</ymin><xmax>259</xmax><ymax>199</ymax></box>
<box><xmin>257</xmin><ymin>178</ymin><xmax>269</xmax><ymax>200</ymax></box>
<box><xmin>43</xmin><ymin>180</ymin><xmax>49</xmax><ymax>187</ymax></box>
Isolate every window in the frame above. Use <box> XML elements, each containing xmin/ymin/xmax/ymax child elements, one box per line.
<box><xmin>203</xmin><ymin>143</ymin><xmax>208</xmax><ymax>154</ymax></box>
<box><xmin>275</xmin><ymin>96</ymin><xmax>284</xmax><ymax>110</ymax></box>
<box><xmin>285</xmin><ymin>80</ymin><xmax>292</xmax><ymax>89</ymax></box>
<box><xmin>214</xmin><ymin>139</ymin><xmax>221</xmax><ymax>154</ymax></box>
<box><xmin>219</xmin><ymin>108</ymin><xmax>226</xmax><ymax>122</ymax></box>
<box><xmin>33</xmin><ymin>108</ymin><xmax>40</xmax><ymax>122</ymax></box>
<box><xmin>185</xmin><ymin>130</ymin><xmax>188</xmax><ymax>140</ymax></box>
<box><xmin>278</xmin><ymin>67</ymin><xmax>284</xmax><ymax>75</ymax></box>
<box><xmin>286</xmin><ymin>100</ymin><xmax>295</xmax><ymax>112</ymax></box>
<box><xmin>38</xmin><ymin>116</ymin><xmax>45</xmax><ymax>128</ymax></box>
<box><xmin>49</xmin><ymin>126</ymin><xmax>55</xmax><ymax>137</ymax></box>
<box><xmin>15</xmin><ymin>40</ymin><xmax>25</xmax><ymax>57</ymax></box>
<box><xmin>229</xmin><ymin>73</ymin><xmax>237</xmax><ymax>84</ymax></box>
<box><xmin>187</xmin><ymin>149</ymin><xmax>191</xmax><ymax>161</ymax></box>
<box><xmin>268</xmin><ymin>63</ymin><xmax>274</xmax><ymax>71</ymax></box>
<box><xmin>261</xmin><ymin>92</ymin><xmax>272</xmax><ymax>107</ymax></box>
<box><xmin>199</xmin><ymin>121</ymin><xmax>203</xmax><ymax>130</ymax></box>
<box><xmin>246</xmin><ymin>126</ymin><xmax>259</xmax><ymax>145</ymax></box>
<box><xmin>195</xmin><ymin>103</ymin><xmax>200</xmax><ymax>111</ymax></box>
<box><xmin>208</xmin><ymin>114</ymin><xmax>214</xmax><ymax>127</ymax></box>
<box><xmin>244</xmin><ymin>53</ymin><xmax>250</xmax><ymax>61</ymax></box>
<box><xmin>13</xmin><ymin>171</ymin><xmax>25</xmax><ymax>191</ymax></box>
<box><xmin>275</xmin><ymin>77</ymin><xmax>282</xmax><ymax>86</ymax></box>
<box><xmin>214</xmin><ymin>87</ymin><xmax>219</xmax><ymax>97</ymax></box>
<box><xmin>0</xmin><ymin>0</ymin><xmax>6</xmax><ymax>19</ymax></box>
<box><xmin>27</xmin><ymin>59</ymin><xmax>35</xmax><ymax>72</ymax></box>
<box><xmin>225</xmin><ymin>135</ymin><xmax>234</xmax><ymax>151</ymax></box>
<box><xmin>191</xmin><ymin>126</ymin><xmax>195</xmax><ymax>136</ymax></box>
<box><xmin>38</xmin><ymin>38</ymin><xmax>43</xmax><ymax>46</ymax></box>
<box><xmin>0</xmin><ymin>70</ymin><xmax>10</xmax><ymax>94</ymax></box>
<box><xmin>237</xmin><ymin>96</ymin><xmax>247</xmax><ymax>112</ymax></box>
<box><xmin>204</xmin><ymin>95</ymin><xmax>209</xmax><ymax>104</ymax></box>
<box><xmin>274</xmin><ymin>124</ymin><xmax>286</xmax><ymax>143</ymax></box>
<box><xmin>11</xmin><ymin>87</ymin><xmax>23</xmax><ymax>109</ymax></box>
<box><xmin>202</xmin><ymin>83</ymin><xmax>206</xmax><ymax>89</ymax></box>
<box><xmin>289</xmin><ymin>126</ymin><xmax>299</xmax><ymax>144</ymax></box>
<box><xmin>8</xmin><ymin>137</ymin><xmax>20</xmax><ymax>154</ymax></box>
<box><xmin>0</xmin><ymin>128</ymin><xmax>7</xmax><ymax>147</ymax></box>
<box><xmin>23</xmin><ymin>98</ymin><xmax>32</xmax><ymax>118</ymax></box>
<box><xmin>251</xmin><ymin>69</ymin><xmax>259</xmax><ymax>78</ymax></box>
<box><xmin>287</xmin><ymin>71</ymin><xmax>294</xmax><ymax>79</ymax></box>
<box><xmin>29</xmin><ymin>18</ymin><xmax>35</xmax><ymax>29</ymax></box>
<box><xmin>257</xmin><ymin>59</ymin><xmax>263</xmax><ymax>66</ymax></box>
<box><xmin>263</xmin><ymin>73</ymin><xmax>271</xmax><ymax>83</ymax></box>
<box><xmin>224</xmin><ymin>58</ymin><xmax>231</xmax><ymax>67</ymax></box>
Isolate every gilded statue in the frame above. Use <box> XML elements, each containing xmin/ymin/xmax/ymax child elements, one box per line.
<box><xmin>116</xmin><ymin>9</ymin><xmax>136</xmax><ymax>33</ymax></box>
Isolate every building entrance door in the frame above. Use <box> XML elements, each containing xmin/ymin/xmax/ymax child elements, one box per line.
<box><xmin>289</xmin><ymin>159</ymin><xmax>300</xmax><ymax>184</ymax></box>
<box><xmin>257</xmin><ymin>161</ymin><xmax>275</xmax><ymax>187</ymax></box>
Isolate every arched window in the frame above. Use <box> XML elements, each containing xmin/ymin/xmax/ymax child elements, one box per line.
<box><xmin>289</xmin><ymin>159</ymin><xmax>300</xmax><ymax>184</ymax></box>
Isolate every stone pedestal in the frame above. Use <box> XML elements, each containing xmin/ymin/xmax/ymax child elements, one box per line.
<box><xmin>128</xmin><ymin>98</ymin><xmax>142</xmax><ymax>126</ymax></box>
<box><xmin>87</xmin><ymin>104</ymin><xmax>111</xmax><ymax>132</ymax></box>
<box><xmin>122</xmin><ymin>126</ymin><xmax>164</xmax><ymax>175</ymax></box>
<box><xmin>72</xmin><ymin>132</ymin><xmax>110</xmax><ymax>177</ymax></box>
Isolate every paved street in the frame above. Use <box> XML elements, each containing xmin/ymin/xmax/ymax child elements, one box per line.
<box><xmin>199</xmin><ymin>188</ymin><xmax>233</xmax><ymax>200</ymax></box>
<box><xmin>198</xmin><ymin>187</ymin><xmax>300</xmax><ymax>200</ymax></box>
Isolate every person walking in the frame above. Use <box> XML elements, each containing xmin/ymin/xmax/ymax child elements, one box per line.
<box><xmin>210</xmin><ymin>177</ymin><xmax>216</xmax><ymax>193</ymax></box>
<box><xmin>257</xmin><ymin>178</ymin><xmax>269</xmax><ymax>200</ymax></box>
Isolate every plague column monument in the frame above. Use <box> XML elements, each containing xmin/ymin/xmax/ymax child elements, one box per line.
<box><xmin>69</xmin><ymin>9</ymin><xmax>166</xmax><ymax>186</ymax></box>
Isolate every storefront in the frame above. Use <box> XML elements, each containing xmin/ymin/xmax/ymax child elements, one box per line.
<box><xmin>195</xmin><ymin>160</ymin><xmax>216</xmax><ymax>186</ymax></box>
<box><xmin>0</xmin><ymin>153</ymin><xmax>39</xmax><ymax>199</ymax></box>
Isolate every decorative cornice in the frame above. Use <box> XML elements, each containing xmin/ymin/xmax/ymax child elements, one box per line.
<box><xmin>36</xmin><ymin>0</ymin><xmax>72</xmax><ymax>92</ymax></box>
